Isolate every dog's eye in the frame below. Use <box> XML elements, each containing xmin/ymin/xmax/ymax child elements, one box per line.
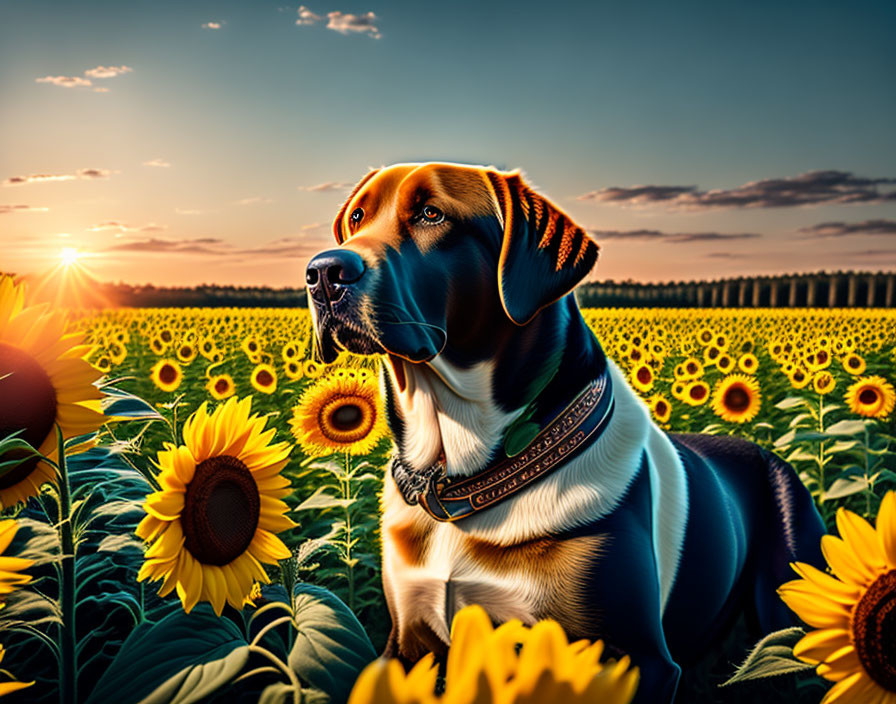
<box><xmin>420</xmin><ymin>205</ymin><xmax>444</xmax><ymax>224</ymax></box>
<box><xmin>350</xmin><ymin>208</ymin><xmax>364</xmax><ymax>225</ymax></box>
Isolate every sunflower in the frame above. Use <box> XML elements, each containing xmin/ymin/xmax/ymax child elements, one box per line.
<box><xmin>150</xmin><ymin>359</ymin><xmax>183</xmax><ymax>393</ymax></box>
<box><xmin>779</xmin><ymin>495</ymin><xmax>896</xmax><ymax>704</ymax></box>
<box><xmin>149</xmin><ymin>335</ymin><xmax>167</xmax><ymax>356</ymax></box>
<box><xmin>845</xmin><ymin>376</ymin><xmax>896</xmax><ymax>419</ymax></box>
<box><xmin>648</xmin><ymin>394</ymin><xmax>672</xmax><ymax>424</ymax></box>
<box><xmin>284</xmin><ymin>360</ymin><xmax>304</xmax><ymax>381</ymax></box>
<box><xmin>697</xmin><ymin>327</ymin><xmax>714</xmax><ymax>346</ymax></box>
<box><xmin>175</xmin><ymin>341</ymin><xmax>198</xmax><ymax>365</ymax></box>
<box><xmin>683</xmin><ymin>380</ymin><xmax>710</xmax><ymax>406</ymax></box>
<box><xmin>93</xmin><ymin>355</ymin><xmax>111</xmax><ymax>374</ymax></box>
<box><xmin>250</xmin><ymin>363</ymin><xmax>277</xmax><ymax>395</ymax></box>
<box><xmin>348</xmin><ymin>604</ymin><xmax>639</xmax><ymax>704</ymax></box>
<box><xmin>790</xmin><ymin>367</ymin><xmax>811</xmax><ymax>390</ymax></box>
<box><xmin>814</xmin><ymin>371</ymin><xmax>836</xmax><ymax>396</ymax></box>
<box><xmin>711</xmin><ymin>374</ymin><xmax>761</xmax><ymax>423</ymax></box>
<box><xmin>681</xmin><ymin>357</ymin><xmax>704</xmax><ymax>380</ymax></box>
<box><xmin>737</xmin><ymin>353</ymin><xmax>759</xmax><ymax>374</ymax></box>
<box><xmin>136</xmin><ymin>397</ymin><xmax>296</xmax><ymax>615</ymax></box>
<box><xmin>108</xmin><ymin>341</ymin><xmax>127</xmax><ymax>365</ymax></box>
<box><xmin>842</xmin><ymin>354</ymin><xmax>867</xmax><ymax>376</ymax></box>
<box><xmin>703</xmin><ymin>345</ymin><xmax>722</xmax><ymax>365</ymax></box>
<box><xmin>303</xmin><ymin>359</ymin><xmax>324</xmax><ymax>379</ymax></box>
<box><xmin>0</xmin><ymin>519</ymin><xmax>33</xmax><ymax>607</ymax></box>
<box><xmin>717</xmin><ymin>355</ymin><xmax>735</xmax><ymax>374</ymax></box>
<box><xmin>281</xmin><ymin>341</ymin><xmax>300</xmax><ymax>363</ymax></box>
<box><xmin>0</xmin><ymin>276</ymin><xmax>105</xmax><ymax>509</ymax></box>
<box><xmin>671</xmin><ymin>381</ymin><xmax>687</xmax><ymax>401</ymax></box>
<box><xmin>241</xmin><ymin>335</ymin><xmax>262</xmax><ymax>360</ymax></box>
<box><xmin>290</xmin><ymin>367</ymin><xmax>388</xmax><ymax>456</ymax></box>
<box><xmin>206</xmin><ymin>374</ymin><xmax>236</xmax><ymax>401</ymax></box>
<box><xmin>806</xmin><ymin>349</ymin><xmax>832</xmax><ymax>373</ymax></box>
<box><xmin>630</xmin><ymin>363</ymin><xmax>654</xmax><ymax>393</ymax></box>
<box><xmin>199</xmin><ymin>336</ymin><xmax>218</xmax><ymax>361</ymax></box>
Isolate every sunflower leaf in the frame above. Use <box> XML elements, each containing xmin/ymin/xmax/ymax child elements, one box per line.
<box><xmin>721</xmin><ymin>627</ymin><xmax>813</xmax><ymax>686</ymax></box>
<box><xmin>85</xmin><ymin>604</ymin><xmax>249</xmax><ymax>704</ymax></box>
<box><xmin>288</xmin><ymin>582</ymin><xmax>377</xmax><ymax>704</ymax></box>
<box><xmin>826</xmin><ymin>420</ymin><xmax>867</xmax><ymax>436</ymax></box>
<box><xmin>296</xmin><ymin>486</ymin><xmax>356</xmax><ymax>511</ymax></box>
<box><xmin>101</xmin><ymin>386</ymin><xmax>165</xmax><ymax>420</ymax></box>
<box><xmin>823</xmin><ymin>476</ymin><xmax>869</xmax><ymax>500</ymax></box>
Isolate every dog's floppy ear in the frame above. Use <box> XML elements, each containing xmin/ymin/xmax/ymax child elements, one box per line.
<box><xmin>484</xmin><ymin>169</ymin><xmax>599</xmax><ymax>326</ymax></box>
<box><xmin>332</xmin><ymin>168</ymin><xmax>381</xmax><ymax>244</ymax></box>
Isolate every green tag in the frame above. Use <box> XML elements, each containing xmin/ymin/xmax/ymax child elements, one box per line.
<box><xmin>504</xmin><ymin>421</ymin><xmax>541</xmax><ymax>457</ymax></box>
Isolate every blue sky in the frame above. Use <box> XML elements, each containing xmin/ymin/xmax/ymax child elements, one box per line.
<box><xmin>1</xmin><ymin>0</ymin><xmax>894</xmax><ymax>286</ymax></box>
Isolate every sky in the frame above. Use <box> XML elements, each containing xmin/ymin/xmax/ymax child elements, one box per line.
<box><xmin>1</xmin><ymin>0</ymin><xmax>894</xmax><ymax>287</ymax></box>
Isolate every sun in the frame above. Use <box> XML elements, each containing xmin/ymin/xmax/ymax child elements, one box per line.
<box><xmin>60</xmin><ymin>247</ymin><xmax>82</xmax><ymax>266</ymax></box>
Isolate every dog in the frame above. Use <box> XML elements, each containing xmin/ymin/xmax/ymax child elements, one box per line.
<box><xmin>305</xmin><ymin>162</ymin><xmax>826</xmax><ymax>703</ymax></box>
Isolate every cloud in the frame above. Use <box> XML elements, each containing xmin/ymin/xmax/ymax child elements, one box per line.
<box><xmin>577</xmin><ymin>170</ymin><xmax>896</xmax><ymax>210</ymax></box>
<box><xmin>93</xmin><ymin>87</ymin><xmax>110</xmax><ymax>93</ymax></box>
<box><xmin>234</xmin><ymin>196</ymin><xmax>274</xmax><ymax>206</ymax></box>
<box><xmin>36</xmin><ymin>75</ymin><xmax>92</xmax><ymax>88</ymax></box>
<box><xmin>798</xmin><ymin>219</ymin><xmax>896</xmax><ymax>238</ymax></box>
<box><xmin>175</xmin><ymin>208</ymin><xmax>204</xmax><ymax>215</ymax></box>
<box><xmin>104</xmin><ymin>235</ymin><xmax>327</xmax><ymax>259</ymax></box>
<box><xmin>298</xmin><ymin>180</ymin><xmax>351</xmax><ymax>192</ymax></box>
<box><xmin>326</xmin><ymin>11</ymin><xmax>381</xmax><ymax>38</ymax></box>
<box><xmin>588</xmin><ymin>228</ymin><xmax>761</xmax><ymax>243</ymax></box>
<box><xmin>296</xmin><ymin>6</ymin><xmax>321</xmax><ymax>25</ymax></box>
<box><xmin>301</xmin><ymin>222</ymin><xmax>325</xmax><ymax>231</ymax></box>
<box><xmin>295</xmin><ymin>7</ymin><xmax>381</xmax><ymax>38</ymax></box>
<box><xmin>0</xmin><ymin>204</ymin><xmax>49</xmax><ymax>214</ymax></box>
<box><xmin>202</xmin><ymin>21</ymin><xmax>224</xmax><ymax>29</ymax></box>
<box><xmin>84</xmin><ymin>65</ymin><xmax>132</xmax><ymax>78</ymax></box>
<box><xmin>143</xmin><ymin>158</ymin><xmax>171</xmax><ymax>168</ymax></box>
<box><xmin>3</xmin><ymin>173</ymin><xmax>77</xmax><ymax>186</ymax></box>
<box><xmin>89</xmin><ymin>221</ymin><xmax>167</xmax><ymax>233</ymax></box>
<box><xmin>77</xmin><ymin>168</ymin><xmax>116</xmax><ymax>179</ymax></box>
<box><xmin>4</xmin><ymin>168</ymin><xmax>115</xmax><ymax>186</ymax></box>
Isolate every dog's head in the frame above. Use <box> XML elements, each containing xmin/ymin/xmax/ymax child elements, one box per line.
<box><xmin>306</xmin><ymin>162</ymin><xmax>599</xmax><ymax>366</ymax></box>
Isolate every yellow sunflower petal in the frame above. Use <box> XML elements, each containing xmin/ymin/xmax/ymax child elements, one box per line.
<box><xmin>792</xmin><ymin>628</ymin><xmax>852</xmax><ymax>664</ymax></box>
<box><xmin>877</xmin><ymin>491</ymin><xmax>896</xmax><ymax>568</ymax></box>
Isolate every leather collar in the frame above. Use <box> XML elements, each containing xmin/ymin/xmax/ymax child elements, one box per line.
<box><xmin>391</xmin><ymin>367</ymin><xmax>615</xmax><ymax>522</ymax></box>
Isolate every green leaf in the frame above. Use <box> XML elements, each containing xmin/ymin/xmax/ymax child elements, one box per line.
<box><xmin>826</xmin><ymin>420</ymin><xmax>867</xmax><ymax>436</ymax></box>
<box><xmin>101</xmin><ymin>386</ymin><xmax>165</xmax><ymax>420</ymax></box>
<box><xmin>296</xmin><ymin>486</ymin><xmax>355</xmax><ymax>511</ymax></box>
<box><xmin>774</xmin><ymin>429</ymin><xmax>796</xmax><ymax>448</ymax></box>
<box><xmin>824</xmin><ymin>477</ymin><xmax>870</xmax><ymax>500</ymax></box>
<box><xmin>288</xmin><ymin>583</ymin><xmax>377</xmax><ymax>704</ymax></box>
<box><xmin>86</xmin><ymin>604</ymin><xmax>248</xmax><ymax>704</ymax></box>
<box><xmin>828</xmin><ymin>440</ymin><xmax>860</xmax><ymax>454</ymax></box>
<box><xmin>258</xmin><ymin>683</ymin><xmax>295</xmax><ymax>704</ymax></box>
<box><xmin>141</xmin><ymin>645</ymin><xmax>249</xmax><ymax>704</ymax></box>
<box><xmin>504</xmin><ymin>421</ymin><xmax>541</xmax><ymax>456</ymax></box>
<box><xmin>722</xmin><ymin>627</ymin><xmax>813</xmax><ymax>686</ymax></box>
<box><xmin>785</xmin><ymin>448</ymin><xmax>816</xmax><ymax>463</ymax></box>
<box><xmin>775</xmin><ymin>397</ymin><xmax>807</xmax><ymax>411</ymax></box>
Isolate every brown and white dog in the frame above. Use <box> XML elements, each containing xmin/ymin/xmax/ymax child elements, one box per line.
<box><xmin>305</xmin><ymin>162</ymin><xmax>825</xmax><ymax>703</ymax></box>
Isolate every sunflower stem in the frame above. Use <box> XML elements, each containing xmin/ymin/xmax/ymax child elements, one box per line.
<box><xmin>817</xmin><ymin>394</ymin><xmax>826</xmax><ymax>504</ymax></box>
<box><xmin>55</xmin><ymin>425</ymin><xmax>77</xmax><ymax>704</ymax></box>
<box><xmin>343</xmin><ymin>451</ymin><xmax>355</xmax><ymax>612</ymax></box>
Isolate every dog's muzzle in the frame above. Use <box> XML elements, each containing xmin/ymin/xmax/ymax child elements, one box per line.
<box><xmin>306</xmin><ymin>249</ymin><xmax>366</xmax><ymax>305</ymax></box>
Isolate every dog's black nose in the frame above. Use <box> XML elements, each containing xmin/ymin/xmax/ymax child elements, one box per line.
<box><xmin>306</xmin><ymin>249</ymin><xmax>366</xmax><ymax>304</ymax></box>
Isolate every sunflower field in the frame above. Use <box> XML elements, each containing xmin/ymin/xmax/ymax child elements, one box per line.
<box><xmin>1</xmin><ymin>273</ymin><xmax>895</xmax><ymax>704</ymax></box>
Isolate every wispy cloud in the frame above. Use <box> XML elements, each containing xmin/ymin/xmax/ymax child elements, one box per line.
<box><xmin>202</xmin><ymin>21</ymin><xmax>224</xmax><ymax>29</ymax></box>
<box><xmin>84</xmin><ymin>65</ymin><xmax>132</xmax><ymax>78</ymax></box>
<box><xmin>4</xmin><ymin>168</ymin><xmax>115</xmax><ymax>186</ymax></box>
<box><xmin>577</xmin><ymin>170</ymin><xmax>896</xmax><ymax>210</ymax></box>
<box><xmin>588</xmin><ymin>228</ymin><xmax>761</xmax><ymax>243</ymax></box>
<box><xmin>296</xmin><ymin>7</ymin><xmax>381</xmax><ymax>38</ymax></box>
<box><xmin>234</xmin><ymin>196</ymin><xmax>274</xmax><ymax>206</ymax></box>
<box><xmin>798</xmin><ymin>219</ymin><xmax>896</xmax><ymax>238</ymax></box>
<box><xmin>175</xmin><ymin>208</ymin><xmax>205</xmax><ymax>215</ymax></box>
<box><xmin>88</xmin><ymin>221</ymin><xmax>167</xmax><ymax>234</ymax></box>
<box><xmin>296</xmin><ymin>6</ymin><xmax>321</xmax><ymax>25</ymax></box>
<box><xmin>143</xmin><ymin>158</ymin><xmax>171</xmax><ymax>168</ymax></box>
<box><xmin>298</xmin><ymin>180</ymin><xmax>351</xmax><ymax>192</ymax></box>
<box><xmin>36</xmin><ymin>75</ymin><xmax>92</xmax><ymax>88</ymax></box>
<box><xmin>105</xmin><ymin>236</ymin><xmax>326</xmax><ymax>259</ymax></box>
<box><xmin>0</xmin><ymin>204</ymin><xmax>49</xmax><ymax>214</ymax></box>
<box><xmin>36</xmin><ymin>65</ymin><xmax>132</xmax><ymax>90</ymax></box>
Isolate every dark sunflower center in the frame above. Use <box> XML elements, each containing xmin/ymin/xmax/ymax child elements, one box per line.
<box><xmin>656</xmin><ymin>401</ymin><xmax>668</xmax><ymax>415</ymax></box>
<box><xmin>332</xmin><ymin>403</ymin><xmax>363</xmax><ymax>431</ymax></box>
<box><xmin>724</xmin><ymin>386</ymin><xmax>751</xmax><ymax>412</ymax></box>
<box><xmin>852</xmin><ymin>569</ymin><xmax>896</xmax><ymax>692</ymax></box>
<box><xmin>849</xmin><ymin>357</ymin><xmax>861</xmax><ymax>368</ymax></box>
<box><xmin>690</xmin><ymin>385</ymin><xmax>707</xmax><ymax>400</ymax></box>
<box><xmin>181</xmin><ymin>455</ymin><xmax>260</xmax><ymax>566</ymax></box>
<box><xmin>817</xmin><ymin>350</ymin><xmax>828</xmax><ymax>364</ymax></box>
<box><xmin>161</xmin><ymin>330</ymin><xmax>172</xmax><ymax>342</ymax></box>
<box><xmin>859</xmin><ymin>388</ymin><xmax>879</xmax><ymax>406</ymax></box>
<box><xmin>0</xmin><ymin>342</ymin><xmax>58</xmax><ymax>489</ymax></box>
<box><xmin>256</xmin><ymin>370</ymin><xmax>274</xmax><ymax>386</ymax></box>
<box><xmin>708</xmin><ymin>347</ymin><xmax>720</xmax><ymax>360</ymax></box>
<box><xmin>637</xmin><ymin>367</ymin><xmax>652</xmax><ymax>384</ymax></box>
<box><xmin>215</xmin><ymin>379</ymin><xmax>230</xmax><ymax>394</ymax></box>
<box><xmin>159</xmin><ymin>363</ymin><xmax>177</xmax><ymax>384</ymax></box>
<box><xmin>794</xmin><ymin>370</ymin><xmax>805</xmax><ymax>382</ymax></box>
<box><xmin>686</xmin><ymin>363</ymin><xmax>697</xmax><ymax>374</ymax></box>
